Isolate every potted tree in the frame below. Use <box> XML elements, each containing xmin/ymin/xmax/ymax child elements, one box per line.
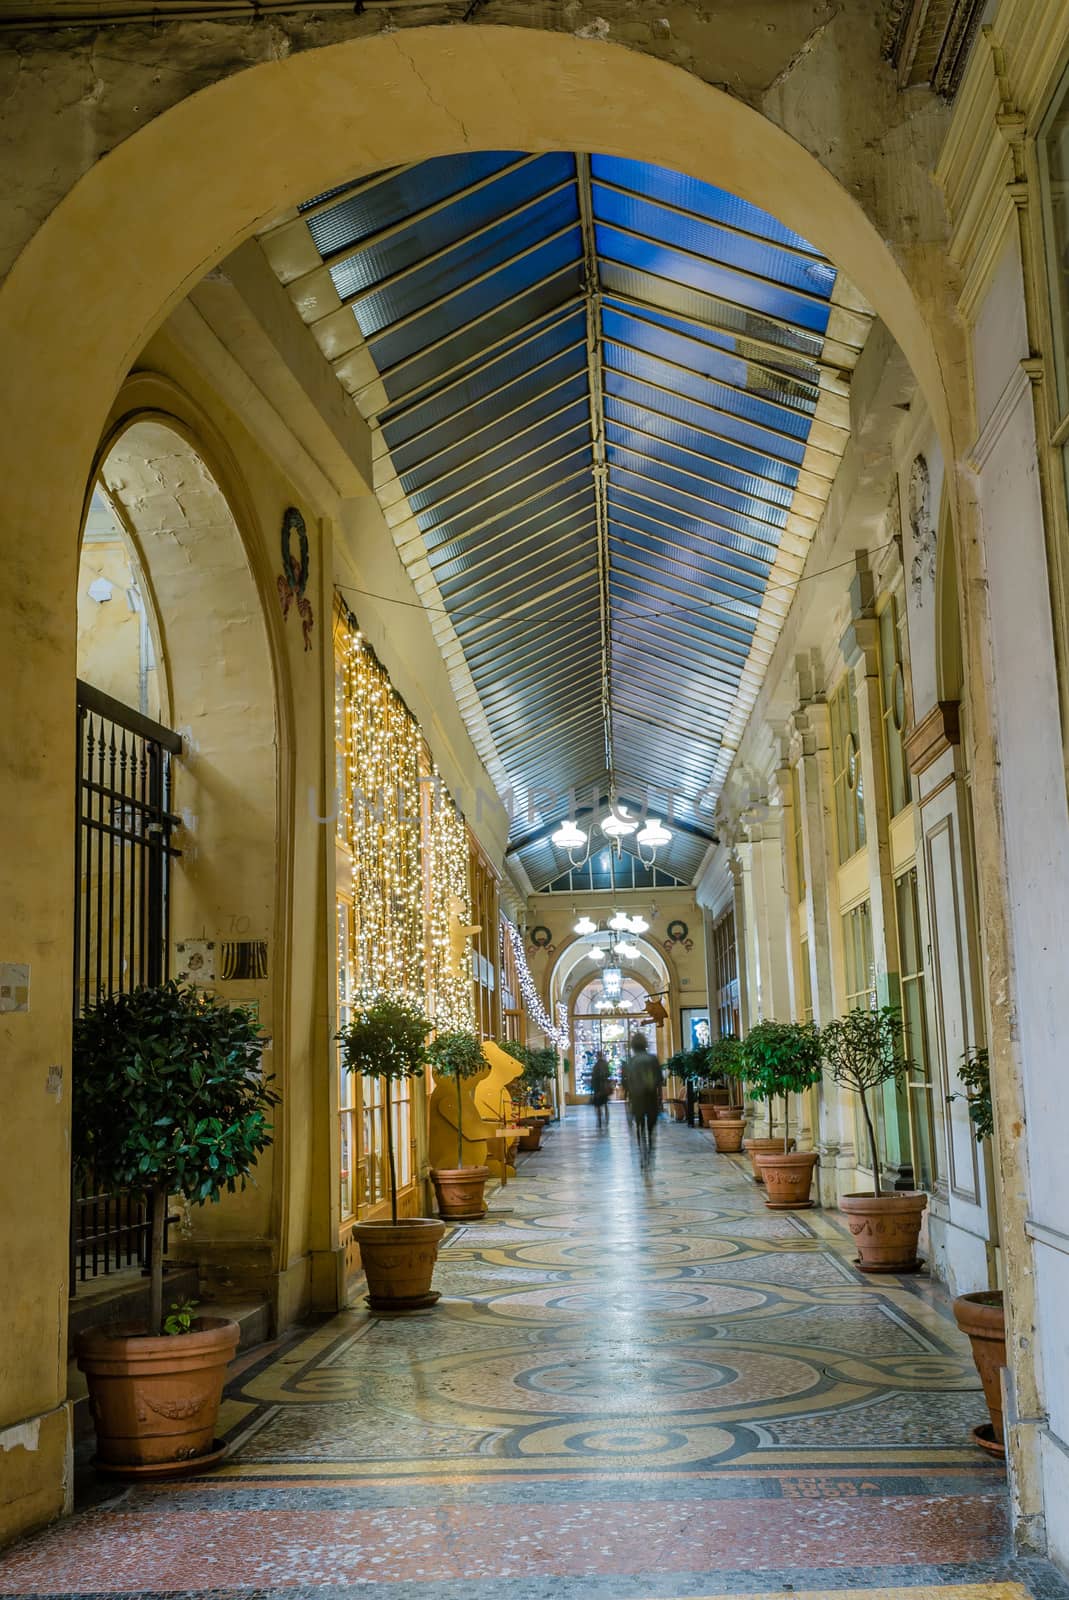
<box><xmin>708</xmin><ymin>1034</ymin><xmax>745</xmax><ymax>1119</ymax></box>
<box><xmin>743</xmin><ymin>1020</ymin><xmax>823</xmax><ymax>1207</ymax></box>
<box><xmin>821</xmin><ymin>1005</ymin><xmax>927</xmax><ymax>1270</ymax></box>
<box><xmin>73</xmin><ymin>981</ymin><xmax>276</xmax><ymax>1474</ymax></box>
<box><xmin>338</xmin><ymin>991</ymin><xmax>445</xmax><ymax>1310</ymax></box>
<box><xmin>426</xmin><ymin>1029</ymin><xmax>490</xmax><ymax>1221</ymax></box>
<box><xmin>740</xmin><ymin>1032</ymin><xmax>795</xmax><ymax>1183</ymax></box>
<box><xmin>948</xmin><ymin>1047</ymin><xmax>1005</xmax><ymax>1454</ymax></box>
<box><xmin>517</xmin><ymin>1048</ymin><xmax>555</xmax><ymax>1148</ymax></box>
<box><xmin>702</xmin><ymin>1037</ymin><xmax>747</xmax><ymax>1153</ymax></box>
<box><xmin>664</xmin><ymin>1050</ymin><xmax>689</xmax><ymax>1121</ymax></box>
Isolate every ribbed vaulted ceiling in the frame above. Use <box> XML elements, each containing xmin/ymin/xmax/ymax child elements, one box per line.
<box><xmin>261</xmin><ymin>152</ymin><xmax>871</xmax><ymax>889</ymax></box>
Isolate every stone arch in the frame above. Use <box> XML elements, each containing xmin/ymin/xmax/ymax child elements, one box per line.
<box><xmin>0</xmin><ymin>25</ymin><xmax>970</xmax><ymax>1523</ymax></box>
<box><xmin>78</xmin><ymin>380</ymin><xmax>295</xmax><ymax>1283</ymax></box>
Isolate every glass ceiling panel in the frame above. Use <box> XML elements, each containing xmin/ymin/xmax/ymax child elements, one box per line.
<box><xmin>277</xmin><ymin>148</ymin><xmax>865</xmax><ymax>887</ymax></box>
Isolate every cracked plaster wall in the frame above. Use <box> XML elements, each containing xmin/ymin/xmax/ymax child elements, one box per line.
<box><xmin>0</xmin><ymin>2</ymin><xmax>952</xmax><ymax>298</ymax></box>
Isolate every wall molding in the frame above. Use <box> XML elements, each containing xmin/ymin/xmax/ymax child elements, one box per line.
<box><xmin>968</xmin><ymin>359</ymin><xmax>1034</xmax><ymax>472</ymax></box>
<box><xmin>1026</xmin><ymin>1216</ymin><xmax>1069</xmax><ymax>1257</ymax></box>
<box><xmin>905</xmin><ymin>701</ymin><xmax>961</xmax><ymax>774</ymax></box>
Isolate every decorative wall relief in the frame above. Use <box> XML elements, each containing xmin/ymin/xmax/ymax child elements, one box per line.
<box><xmin>663</xmin><ymin>918</ymin><xmax>693</xmax><ymax>953</ymax></box>
<box><xmin>908</xmin><ymin>455</ymin><xmax>936</xmax><ymax>601</ymax></box>
<box><xmin>277</xmin><ymin>506</ymin><xmax>315</xmax><ymax>651</ymax></box>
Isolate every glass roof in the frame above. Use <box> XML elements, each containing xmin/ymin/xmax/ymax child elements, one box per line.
<box><xmin>271</xmin><ymin>150</ymin><xmax>869</xmax><ymax>888</ymax></box>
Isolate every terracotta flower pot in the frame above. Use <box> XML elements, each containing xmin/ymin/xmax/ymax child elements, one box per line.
<box><xmin>757</xmin><ymin>1150</ymin><xmax>819</xmax><ymax>1209</ymax></box>
<box><xmin>710</xmin><ymin>1117</ymin><xmax>747</xmax><ymax>1153</ymax></box>
<box><xmin>353</xmin><ymin>1217</ymin><xmax>446</xmax><ymax>1310</ymax></box>
<box><xmin>431</xmin><ymin>1165</ymin><xmax>489</xmax><ymax>1220</ymax></box>
<box><xmin>840</xmin><ymin>1190</ymin><xmax>928</xmax><ymax>1273</ymax></box>
<box><xmin>77</xmin><ymin>1316</ymin><xmax>239</xmax><ymax>1472</ymax></box>
<box><xmin>518</xmin><ymin>1121</ymin><xmax>543</xmax><ymax>1151</ymax></box>
<box><xmin>953</xmin><ymin>1289</ymin><xmax>1007</xmax><ymax>1454</ymax></box>
<box><xmin>713</xmin><ymin>1104</ymin><xmax>744</xmax><ymax>1120</ymax></box>
<box><xmin>698</xmin><ymin>1103</ymin><xmax>718</xmax><ymax>1128</ymax></box>
<box><xmin>744</xmin><ymin>1135</ymin><xmax>796</xmax><ymax>1183</ymax></box>
<box><xmin>667</xmin><ymin>1098</ymin><xmax>687</xmax><ymax>1122</ymax></box>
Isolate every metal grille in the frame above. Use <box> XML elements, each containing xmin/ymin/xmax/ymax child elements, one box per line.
<box><xmin>71</xmin><ymin>679</ymin><xmax>182</xmax><ymax>1292</ymax></box>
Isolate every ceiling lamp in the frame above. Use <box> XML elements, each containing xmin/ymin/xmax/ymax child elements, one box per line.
<box><xmin>573</xmin><ymin>914</ymin><xmax>597</xmax><ymax>936</ymax></box>
<box><xmin>554</xmin><ymin>820</ymin><xmax>587</xmax><ymax>853</ymax></box>
<box><xmin>608</xmin><ymin>910</ymin><xmax>631</xmax><ymax>932</ymax></box>
<box><xmin>602</xmin><ymin>964</ymin><xmax>623</xmax><ymax>998</ymax></box>
<box><xmin>627</xmin><ymin>915</ymin><xmax>649</xmax><ymax>935</ymax></box>
<box><xmin>600</xmin><ymin>805</ymin><xmax>638</xmax><ymax>840</ymax></box>
<box><xmin>615</xmin><ymin>939</ymin><xmax>640</xmax><ymax>959</ymax></box>
<box><xmin>587</xmin><ymin>946</ymin><xmax>605</xmax><ymax>962</ymax></box>
<box><xmin>636</xmin><ymin>818</ymin><xmax>672</xmax><ymax>863</ymax></box>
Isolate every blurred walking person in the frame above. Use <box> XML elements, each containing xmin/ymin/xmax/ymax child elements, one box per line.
<box><xmin>590</xmin><ymin>1051</ymin><xmax>612</xmax><ymax>1131</ymax></box>
<box><xmin>624</xmin><ymin>1032</ymin><xmax>663</xmax><ymax>1173</ymax></box>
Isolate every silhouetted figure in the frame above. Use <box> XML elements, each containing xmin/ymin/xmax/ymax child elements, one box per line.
<box><xmin>590</xmin><ymin>1052</ymin><xmax>612</xmax><ymax>1131</ymax></box>
<box><xmin>623</xmin><ymin>1032</ymin><xmax>663</xmax><ymax>1173</ymax></box>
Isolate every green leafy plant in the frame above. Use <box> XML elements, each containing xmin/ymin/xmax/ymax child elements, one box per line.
<box><xmin>949</xmin><ymin>1045</ymin><xmax>993</xmax><ymax>1143</ymax></box>
<box><xmin>707</xmin><ymin>1033</ymin><xmax>745</xmax><ymax>1090</ymax></box>
<box><xmin>820</xmin><ymin>1006</ymin><xmax>912</xmax><ymax>1194</ymax></box>
<box><xmin>426</xmin><ymin>1029</ymin><xmax>485</xmax><ymax>1168</ymax></box>
<box><xmin>742</xmin><ymin>1019</ymin><xmax>823</xmax><ymax>1150</ymax></box>
<box><xmin>72</xmin><ymin>980</ymin><xmax>276</xmax><ymax>1337</ymax></box>
<box><xmin>337</xmin><ymin>991</ymin><xmax>432</xmax><ymax>1223</ymax></box>
<box><xmin>162</xmin><ymin>1298</ymin><xmax>199</xmax><ymax>1337</ymax></box>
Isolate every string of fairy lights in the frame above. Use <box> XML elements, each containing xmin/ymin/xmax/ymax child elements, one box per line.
<box><xmin>426</xmin><ymin>763</ymin><xmax>476</xmax><ymax>1032</ymax></box>
<box><xmin>338</xmin><ymin>615</ymin><xmax>476</xmax><ymax>1029</ymax></box>
<box><xmin>502</xmin><ymin>920</ymin><xmax>570</xmax><ymax>1049</ymax></box>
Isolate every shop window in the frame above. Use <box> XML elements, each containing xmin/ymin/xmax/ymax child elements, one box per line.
<box><xmin>337</xmin><ymin>899</ymin><xmax>357</xmax><ymax>1221</ymax></box>
<box><xmin>841</xmin><ymin>900</ymin><xmax>875</xmax><ymax>1011</ymax></box>
<box><xmin>799</xmin><ymin>936</ymin><xmax>814</xmax><ymax>1023</ymax></box>
<box><xmin>895</xmin><ymin>867</ymin><xmax>938</xmax><ymax>1189</ymax></box>
<box><xmin>877</xmin><ymin>595</ymin><xmax>911</xmax><ymax>817</ymax></box>
<box><xmin>842</xmin><ymin>900</ymin><xmax>878</xmax><ymax>1170</ymax></box>
<box><xmin>830</xmin><ymin>672</ymin><xmax>866</xmax><ymax>863</ymax></box>
<box><xmin>712</xmin><ymin>908</ymin><xmax>740</xmax><ymax>1038</ymax></box>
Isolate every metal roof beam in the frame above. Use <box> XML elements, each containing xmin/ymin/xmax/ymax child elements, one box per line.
<box><xmin>609</xmin><ymin>521</ymin><xmax>767</xmax><ymax>605</ymax></box>
<box><xmin>292</xmin><ymin>154</ymin><xmax>545</xmax><ymax>287</ymax></box>
<box><xmin>423</xmin><ymin>464</ymin><xmax>591</xmax><ymax>550</ymax></box>
<box><xmin>577</xmin><ymin>150</ymin><xmax>615</xmax><ymax>790</ymax></box>
<box><xmin>606</xmin><ymin>385</ymin><xmax>833</xmax><ymax>483</ymax></box>
<box><xmin>358</xmin><ymin>224</ymin><xmax>580</xmax><ymax>344</ymax></box>
<box><xmin>597</xmin><ymin>215</ymin><xmax>837</xmax><ymax>318</ymax></box>
<box><xmin>605</xmin><ymin>437</ymin><xmax>805</xmax><ymax>525</ymax></box>
<box><xmin>592</xmin><ymin>175</ymin><xmax>827</xmax><ymax>267</ymax></box>
<box><xmin>601</xmin><ymin>280</ymin><xmax>836</xmax><ymax>376</ymax></box>
<box><xmin>602</xmin><ymin>295</ymin><xmax>821</xmax><ymax>400</ymax></box>
<box><xmin>371</xmin><ymin>296</ymin><xmax>585</xmax><ymax>418</ymax></box>
<box><xmin>311</xmin><ymin>182</ymin><xmax>576</xmax><ymax>326</ymax></box>
<box><xmin>608</xmin><ymin>479</ymin><xmax>780</xmax><ymax>558</ymax></box>
<box><xmin>605</xmin><ymin>413</ymin><xmax>812</xmax><ymax>504</ymax></box>
<box><xmin>608</xmin><ymin>498</ymin><xmax>774</xmax><ymax>582</ymax></box>
<box><xmin>602</xmin><ymin>327</ymin><xmax>845</xmax><ymax>433</ymax></box>
<box><xmin>387</xmin><ymin>340</ymin><xmax>586</xmax><ymax>460</ymax></box>
<box><xmin>402</xmin><ymin>390</ymin><xmax>588</xmax><ymax>496</ymax></box>
<box><xmin>417</xmin><ymin>430</ymin><xmax>590</xmax><ymax>522</ymax></box>
<box><xmin>608</xmin><ymin>459</ymin><xmax>789</xmax><ymax>539</ymax></box>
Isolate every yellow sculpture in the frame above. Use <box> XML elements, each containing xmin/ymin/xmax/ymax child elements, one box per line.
<box><xmin>428</xmin><ymin>1060</ymin><xmax>492</xmax><ymax>1175</ymax></box>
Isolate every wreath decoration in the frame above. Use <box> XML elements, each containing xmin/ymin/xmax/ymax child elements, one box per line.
<box><xmin>666</xmin><ymin>919</ymin><xmax>689</xmax><ymax>944</ymax></box>
<box><xmin>281</xmin><ymin>506</ymin><xmax>310</xmax><ymax>597</ymax></box>
<box><xmin>529</xmin><ymin>926</ymin><xmax>553</xmax><ymax>949</ymax></box>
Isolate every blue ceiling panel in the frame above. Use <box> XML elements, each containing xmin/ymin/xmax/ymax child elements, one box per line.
<box><xmin>289</xmin><ymin>149</ymin><xmax>852</xmax><ymax>886</ymax></box>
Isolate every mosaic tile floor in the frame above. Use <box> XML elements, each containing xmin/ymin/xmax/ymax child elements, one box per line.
<box><xmin>3</xmin><ymin>1114</ymin><xmax>1067</xmax><ymax>1598</ymax></box>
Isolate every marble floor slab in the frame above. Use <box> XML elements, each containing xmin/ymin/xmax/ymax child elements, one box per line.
<box><xmin>1</xmin><ymin>1113</ymin><xmax>1065</xmax><ymax>1599</ymax></box>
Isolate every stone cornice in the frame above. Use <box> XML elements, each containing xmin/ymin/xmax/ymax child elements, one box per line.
<box><xmin>904</xmin><ymin>700</ymin><xmax>961</xmax><ymax>774</ymax></box>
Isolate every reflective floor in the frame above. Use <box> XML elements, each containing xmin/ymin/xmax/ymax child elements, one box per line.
<box><xmin>2</xmin><ymin>1112</ymin><xmax>1066</xmax><ymax>1598</ymax></box>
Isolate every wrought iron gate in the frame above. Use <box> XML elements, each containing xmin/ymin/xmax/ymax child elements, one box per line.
<box><xmin>71</xmin><ymin>679</ymin><xmax>182</xmax><ymax>1291</ymax></box>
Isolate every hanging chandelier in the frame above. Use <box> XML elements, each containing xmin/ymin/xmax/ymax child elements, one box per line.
<box><xmin>551</xmin><ymin>800</ymin><xmax>672</xmax><ymax>866</ymax></box>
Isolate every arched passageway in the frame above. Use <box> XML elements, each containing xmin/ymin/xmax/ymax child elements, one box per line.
<box><xmin>0</xmin><ymin>14</ymin><xmax>1052</xmax><ymax>1575</ymax></box>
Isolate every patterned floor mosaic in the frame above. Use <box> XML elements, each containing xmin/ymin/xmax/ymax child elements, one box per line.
<box><xmin>2</xmin><ymin>1115</ymin><xmax>1067</xmax><ymax>1598</ymax></box>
